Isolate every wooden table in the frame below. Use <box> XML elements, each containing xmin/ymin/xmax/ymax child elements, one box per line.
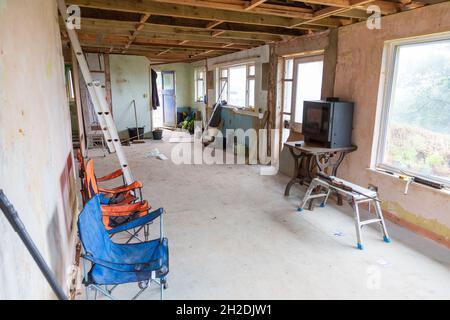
<box><xmin>284</xmin><ymin>141</ymin><xmax>357</xmax><ymax>205</ymax></box>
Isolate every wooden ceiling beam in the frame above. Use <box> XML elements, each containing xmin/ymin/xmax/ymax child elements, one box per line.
<box><xmin>82</xmin><ymin>44</ymin><xmax>221</xmax><ymax>61</ymax></box>
<box><xmin>67</xmin><ymin>0</ymin><xmax>343</xmax><ymax>29</ymax></box>
<box><xmin>291</xmin><ymin>0</ymin><xmax>378</xmax><ymax>28</ymax></box>
<box><xmin>144</xmin><ymin>0</ymin><xmax>347</xmax><ymax>26</ymax></box>
<box><xmin>67</xmin><ymin>0</ymin><xmax>306</xmax><ymax>28</ymax></box>
<box><xmin>77</xmin><ymin>32</ymin><xmax>242</xmax><ymax>51</ymax></box>
<box><xmin>74</xmin><ymin>18</ymin><xmax>281</xmax><ymax>43</ymax></box>
<box><xmin>290</xmin><ymin>0</ymin><xmax>399</xmax><ymax>15</ymax></box>
<box><xmin>74</xmin><ymin>25</ymin><xmax>265</xmax><ymax>47</ymax></box>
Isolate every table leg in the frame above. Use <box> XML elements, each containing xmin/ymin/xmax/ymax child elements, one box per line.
<box><xmin>284</xmin><ymin>149</ymin><xmax>304</xmax><ymax>197</ymax></box>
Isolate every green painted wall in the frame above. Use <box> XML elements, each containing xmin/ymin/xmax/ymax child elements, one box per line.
<box><xmin>110</xmin><ymin>55</ymin><xmax>152</xmax><ymax>138</ymax></box>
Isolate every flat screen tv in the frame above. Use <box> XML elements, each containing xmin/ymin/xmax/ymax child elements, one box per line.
<box><xmin>302</xmin><ymin>100</ymin><xmax>354</xmax><ymax>148</ymax></box>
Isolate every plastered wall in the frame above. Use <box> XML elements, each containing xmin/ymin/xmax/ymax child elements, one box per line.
<box><xmin>0</xmin><ymin>0</ymin><xmax>78</xmax><ymax>299</ymax></box>
<box><xmin>275</xmin><ymin>31</ymin><xmax>338</xmax><ymax>176</ymax></box>
<box><xmin>334</xmin><ymin>2</ymin><xmax>450</xmax><ymax>245</ymax></box>
<box><xmin>109</xmin><ymin>55</ymin><xmax>152</xmax><ymax>138</ymax></box>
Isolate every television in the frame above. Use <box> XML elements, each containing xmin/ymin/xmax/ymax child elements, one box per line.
<box><xmin>302</xmin><ymin>100</ymin><xmax>354</xmax><ymax>148</ymax></box>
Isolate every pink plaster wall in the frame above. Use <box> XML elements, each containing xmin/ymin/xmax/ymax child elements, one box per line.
<box><xmin>334</xmin><ymin>2</ymin><xmax>450</xmax><ymax>244</ymax></box>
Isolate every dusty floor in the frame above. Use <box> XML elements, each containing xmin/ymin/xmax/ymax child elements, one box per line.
<box><xmin>84</xmin><ymin>133</ymin><xmax>450</xmax><ymax>300</ymax></box>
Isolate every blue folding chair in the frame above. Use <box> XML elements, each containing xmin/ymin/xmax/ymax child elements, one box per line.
<box><xmin>78</xmin><ymin>195</ymin><xmax>169</xmax><ymax>300</ymax></box>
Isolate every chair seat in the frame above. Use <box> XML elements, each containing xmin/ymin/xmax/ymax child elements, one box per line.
<box><xmin>87</xmin><ymin>238</ymin><xmax>169</xmax><ymax>286</ymax></box>
<box><xmin>79</xmin><ymin>196</ymin><xmax>169</xmax><ymax>288</ymax></box>
<box><xmin>107</xmin><ymin>208</ymin><xmax>164</xmax><ymax>235</ymax></box>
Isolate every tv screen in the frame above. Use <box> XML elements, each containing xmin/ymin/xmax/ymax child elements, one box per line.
<box><xmin>305</xmin><ymin>107</ymin><xmax>323</xmax><ymax>134</ymax></box>
<box><xmin>304</xmin><ymin>105</ymin><xmax>329</xmax><ymax>134</ymax></box>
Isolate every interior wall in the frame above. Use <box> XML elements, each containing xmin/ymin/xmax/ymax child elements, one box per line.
<box><xmin>274</xmin><ymin>31</ymin><xmax>338</xmax><ymax>176</ymax></box>
<box><xmin>334</xmin><ymin>2</ymin><xmax>450</xmax><ymax>246</ymax></box>
<box><xmin>0</xmin><ymin>0</ymin><xmax>78</xmax><ymax>299</ymax></box>
<box><xmin>109</xmin><ymin>55</ymin><xmax>152</xmax><ymax>138</ymax></box>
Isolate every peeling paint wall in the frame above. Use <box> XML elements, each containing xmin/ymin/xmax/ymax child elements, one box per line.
<box><xmin>0</xmin><ymin>0</ymin><xmax>78</xmax><ymax>299</ymax></box>
<box><xmin>109</xmin><ymin>55</ymin><xmax>152</xmax><ymax>138</ymax></box>
<box><xmin>334</xmin><ymin>2</ymin><xmax>450</xmax><ymax>244</ymax></box>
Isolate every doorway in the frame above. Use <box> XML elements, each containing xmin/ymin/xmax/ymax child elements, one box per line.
<box><xmin>161</xmin><ymin>71</ymin><xmax>176</xmax><ymax>128</ymax></box>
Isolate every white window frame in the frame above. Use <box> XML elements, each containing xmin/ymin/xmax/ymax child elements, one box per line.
<box><xmin>218</xmin><ymin>62</ymin><xmax>256</xmax><ymax>109</ymax></box>
<box><xmin>282</xmin><ymin>55</ymin><xmax>324</xmax><ymax>127</ymax></box>
<box><xmin>375</xmin><ymin>32</ymin><xmax>450</xmax><ymax>187</ymax></box>
<box><xmin>194</xmin><ymin>67</ymin><xmax>206</xmax><ymax>103</ymax></box>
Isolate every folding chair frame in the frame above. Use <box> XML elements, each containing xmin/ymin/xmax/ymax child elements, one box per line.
<box><xmin>81</xmin><ymin>210</ymin><xmax>168</xmax><ymax>300</ymax></box>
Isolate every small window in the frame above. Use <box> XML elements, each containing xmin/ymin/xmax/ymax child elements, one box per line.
<box><xmin>377</xmin><ymin>36</ymin><xmax>450</xmax><ymax>186</ymax></box>
<box><xmin>218</xmin><ymin>63</ymin><xmax>256</xmax><ymax>109</ymax></box>
<box><xmin>195</xmin><ymin>68</ymin><xmax>206</xmax><ymax>103</ymax></box>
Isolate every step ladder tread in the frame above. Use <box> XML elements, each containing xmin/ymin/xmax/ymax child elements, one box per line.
<box><xmin>360</xmin><ymin>218</ymin><xmax>382</xmax><ymax>226</ymax></box>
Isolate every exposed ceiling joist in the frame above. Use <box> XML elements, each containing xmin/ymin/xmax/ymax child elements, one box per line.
<box><xmin>61</xmin><ymin>0</ymin><xmax>437</xmax><ymax>63</ymax></box>
<box><xmin>67</xmin><ymin>0</ymin><xmax>344</xmax><ymax>28</ymax></box>
<box><xmin>73</xmin><ymin>18</ymin><xmax>283</xmax><ymax>43</ymax></box>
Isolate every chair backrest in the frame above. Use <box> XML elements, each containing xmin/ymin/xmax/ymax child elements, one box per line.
<box><xmin>78</xmin><ymin>195</ymin><xmax>113</xmax><ymax>261</ymax></box>
<box><xmin>85</xmin><ymin>160</ymin><xmax>99</xmax><ymax>200</ymax></box>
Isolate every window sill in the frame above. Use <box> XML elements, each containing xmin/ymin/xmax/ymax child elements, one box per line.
<box><xmin>366</xmin><ymin>168</ymin><xmax>450</xmax><ymax>195</ymax></box>
<box><xmin>222</xmin><ymin>105</ymin><xmax>260</xmax><ymax>118</ymax></box>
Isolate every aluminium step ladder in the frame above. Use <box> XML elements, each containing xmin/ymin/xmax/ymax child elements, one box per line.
<box><xmin>58</xmin><ymin>0</ymin><xmax>134</xmax><ymax>185</ymax></box>
<box><xmin>299</xmin><ymin>176</ymin><xmax>391</xmax><ymax>250</ymax></box>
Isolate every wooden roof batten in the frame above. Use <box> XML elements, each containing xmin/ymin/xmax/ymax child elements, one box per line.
<box><xmin>62</xmin><ymin>0</ymin><xmax>442</xmax><ymax>63</ymax></box>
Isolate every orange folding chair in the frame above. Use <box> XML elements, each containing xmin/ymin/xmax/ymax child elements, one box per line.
<box><xmin>76</xmin><ymin>150</ymin><xmax>138</xmax><ymax>206</ymax></box>
<box><xmin>83</xmin><ymin>159</ymin><xmax>161</xmax><ymax>243</ymax></box>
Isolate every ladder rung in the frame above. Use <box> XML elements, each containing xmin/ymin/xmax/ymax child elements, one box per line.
<box><xmin>360</xmin><ymin>219</ymin><xmax>382</xmax><ymax>226</ymax></box>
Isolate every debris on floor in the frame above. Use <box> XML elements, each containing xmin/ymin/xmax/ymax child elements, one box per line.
<box><xmin>147</xmin><ymin>148</ymin><xmax>168</xmax><ymax>161</ymax></box>
<box><xmin>376</xmin><ymin>258</ymin><xmax>393</xmax><ymax>268</ymax></box>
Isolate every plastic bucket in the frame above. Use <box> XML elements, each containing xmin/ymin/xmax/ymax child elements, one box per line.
<box><xmin>127</xmin><ymin>127</ymin><xmax>145</xmax><ymax>141</ymax></box>
<box><xmin>153</xmin><ymin>129</ymin><xmax>163</xmax><ymax>140</ymax></box>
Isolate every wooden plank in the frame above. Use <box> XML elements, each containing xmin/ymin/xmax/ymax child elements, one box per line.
<box><xmin>207</xmin><ymin>20</ymin><xmax>225</xmax><ymax>29</ymax></box>
<box><xmin>71</xmin><ymin>49</ymin><xmax>87</xmax><ymax>156</ymax></box>
<box><xmin>291</xmin><ymin>0</ymin><xmax>399</xmax><ymax>14</ymax></box>
<box><xmin>245</xmin><ymin>0</ymin><xmax>267</xmax><ymax>11</ymax></box>
<box><xmin>291</xmin><ymin>0</ymin><xmax>376</xmax><ymax>27</ymax></box>
<box><xmin>75</xmin><ymin>18</ymin><xmax>282</xmax><ymax>43</ymax></box>
<box><xmin>67</xmin><ymin>0</ymin><xmax>305</xmax><ymax>28</ymax></box>
<box><xmin>103</xmin><ymin>53</ymin><xmax>113</xmax><ymax>113</ymax></box>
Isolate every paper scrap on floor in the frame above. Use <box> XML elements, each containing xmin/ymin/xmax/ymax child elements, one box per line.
<box><xmin>147</xmin><ymin>148</ymin><xmax>168</xmax><ymax>161</ymax></box>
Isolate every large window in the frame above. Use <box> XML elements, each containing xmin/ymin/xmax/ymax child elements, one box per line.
<box><xmin>195</xmin><ymin>68</ymin><xmax>206</xmax><ymax>103</ymax></box>
<box><xmin>377</xmin><ymin>36</ymin><xmax>450</xmax><ymax>186</ymax></box>
<box><xmin>281</xmin><ymin>55</ymin><xmax>323</xmax><ymax>141</ymax></box>
<box><xmin>219</xmin><ymin>63</ymin><xmax>256</xmax><ymax>109</ymax></box>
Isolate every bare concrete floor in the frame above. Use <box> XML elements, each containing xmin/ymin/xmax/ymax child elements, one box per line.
<box><xmin>87</xmin><ymin>135</ymin><xmax>450</xmax><ymax>300</ymax></box>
